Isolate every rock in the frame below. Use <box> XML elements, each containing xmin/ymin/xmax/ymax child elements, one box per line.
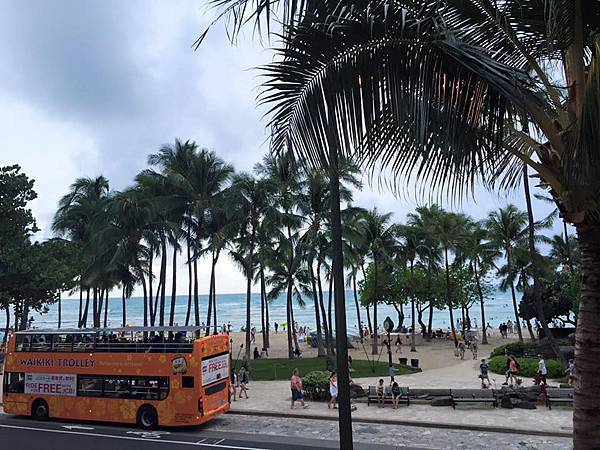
<box><xmin>500</xmin><ymin>395</ymin><xmax>514</xmax><ymax>409</ymax></box>
<box><xmin>515</xmin><ymin>401</ymin><xmax>537</xmax><ymax>409</ymax></box>
<box><xmin>431</xmin><ymin>396</ymin><xmax>453</xmax><ymax>407</ymax></box>
<box><xmin>349</xmin><ymin>383</ymin><xmax>365</xmax><ymax>399</ymax></box>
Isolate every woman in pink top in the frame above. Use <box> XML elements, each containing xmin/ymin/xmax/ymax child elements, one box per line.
<box><xmin>290</xmin><ymin>369</ymin><xmax>308</xmax><ymax>409</ymax></box>
<box><xmin>508</xmin><ymin>356</ymin><xmax>519</xmax><ymax>386</ymax></box>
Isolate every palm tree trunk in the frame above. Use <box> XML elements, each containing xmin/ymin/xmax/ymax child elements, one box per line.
<box><xmin>352</xmin><ymin>273</ymin><xmax>363</xmax><ymax>338</ymax></box>
<box><xmin>57</xmin><ymin>291</ymin><xmax>62</xmax><ymax>329</ymax></box>
<box><xmin>290</xmin><ymin>281</ymin><xmax>300</xmax><ymax>352</ymax></box>
<box><xmin>80</xmin><ymin>288</ymin><xmax>90</xmax><ymax>328</ymax></box>
<box><xmin>473</xmin><ymin>259</ymin><xmax>488</xmax><ymax>344</ymax></box>
<box><xmin>309</xmin><ymin>262</ymin><xmax>325</xmax><ymax>356</ymax></box>
<box><xmin>365</xmin><ymin>304</ymin><xmax>373</xmax><ymax>335</ymax></box>
<box><xmin>169</xmin><ymin>242</ymin><xmax>177</xmax><ymax>326</ymax></box>
<box><xmin>149</xmin><ymin>243</ymin><xmax>154</xmax><ymax>321</ymax></box>
<box><xmin>141</xmin><ymin>274</ymin><xmax>148</xmax><ymax>327</ymax></box>
<box><xmin>286</xmin><ymin>277</ymin><xmax>294</xmax><ymax>359</ymax></box>
<box><xmin>444</xmin><ymin>246</ymin><xmax>458</xmax><ymax>347</ymax></box>
<box><xmin>263</xmin><ymin>271</ymin><xmax>270</xmax><ymax>348</ymax></box>
<box><xmin>244</xmin><ymin>270</ymin><xmax>252</xmax><ymax>362</ymax></box>
<box><xmin>506</xmin><ymin>249</ymin><xmax>524</xmax><ymax>342</ymax></box>
<box><xmin>523</xmin><ymin>164</ymin><xmax>562</xmax><ymax>359</ymax></box>
<box><xmin>212</xmin><ymin>250</ymin><xmax>219</xmax><ymax>334</ymax></box>
<box><xmin>526</xmin><ymin>319</ymin><xmax>536</xmax><ymax>340</ymax></box>
<box><xmin>103</xmin><ymin>289</ymin><xmax>109</xmax><ymax>328</ymax></box>
<box><xmin>417</xmin><ymin>306</ymin><xmax>426</xmax><ymax>335</ymax></box>
<box><xmin>78</xmin><ymin>282</ymin><xmax>83</xmax><ymax>326</ymax></box>
<box><xmin>2</xmin><ymin>303</ymin><xmax>9</xmax><ymax>348</ymax></box>
<box><xmin>327</xmin><ymin>274</ymin><xmax>333</xmax><ymax>342</ymax></box>
<box><xmin>159</xmin><ymin>238</ymin><xmax>167</xmax><ymax>326</ymax></box>
<box><xmin>193</xmin><ymin>250</ymin><xmax>200</xmax><ymax>327</ymax></box>
<box><xmin>573</xmin><ymin>223</ymin><xmax>600</xmax><ymax>448</ymax></box>
<box><xmin>427</xmin><ymin>301</ymin><xmax>434</xmax><ymax>337</ymax></box>
<box><xmin>122</xmin><ymin>286</ymin><xmax>126</xmax><ymax>327</ymax></box>
<box><xmin>327</xmin><ymin>150</ymin><xmax>353</xmax><ymax>449</ymax></box>
<box><xmin>92</xmin><ymin>288</ymin><xmax>98</xmax><ymax>328</ymax></box>
<box><xmin>410</xmin><ymin>260</ymin><xmax>416</xmax><ymax>352</ymax></box>
<box><xmin>317</xmin><ymin>259</ymin><xmax>333</xmax><ymax>360</ymax></box>
<box><xmin>260</xmin><ymin>267</ymin><xmax>266</xmax><ymax>348</ymax></box>
<box><xmin>186</xmin><ymin>238</ymin><xmax>192</xmax><ymax>326</ymax></box>
<box><xmin>392</xmin><ymin>304</ymin><xmax>403</xmax><ymax>331</ymax></box>
<box><xmin>372</xmin><ymin>256</ymin><xmax>379</xmax><ymax>355</ymax></box>
<box><xmin>206</xmin><ymin>252</ymin><xmax>215</xmax><ymax>336</ymax></box>
<box><xmin>151</xmin><ymin>277</ymin><xmax>161</xmax><ymax>326</ymax></box>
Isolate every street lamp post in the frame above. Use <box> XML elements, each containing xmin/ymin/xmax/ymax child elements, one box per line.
<box><xmin>383</xmin><ymin>316</ymin><xmax>394</xmax><ymax>368</ymax></box>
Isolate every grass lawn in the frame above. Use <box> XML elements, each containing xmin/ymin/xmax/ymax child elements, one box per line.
<box><xmin>233</xmin><ymin>357</ymin><xmax>420</xmax><ymax>381</ymax></box>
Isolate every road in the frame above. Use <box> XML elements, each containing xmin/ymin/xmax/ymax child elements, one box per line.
<box><xmin>0</xmin><ymin>412</ymin><xmax>395</xmax><ymax>450</ymax></box>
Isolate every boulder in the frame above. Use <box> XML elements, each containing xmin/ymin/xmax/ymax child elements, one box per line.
<box><xmin>349</xmin><ymin>383</ymin><xmax>365</xmax><ymax>399</ymax></box>
<box><xmin>500</xmin><ymin>395</ymin><xmax>514</xmax><ymax>409</ymax></box>
<box><xmin>515</xmin><ymin>401</ymin><xmax>537</xmax><ymax>410</ymax></box>
<box><xmin>431</xmin><ymin>396</ymin><xmax>453</xmax><ymax>407</ymax></box>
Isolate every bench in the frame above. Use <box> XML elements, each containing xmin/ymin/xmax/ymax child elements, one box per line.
<box><xmin>367</xmin><ymin>385</ymin><xmax>410</xmax><ymax>407</ymax></box>
<box><xmin>546</xmin><ymin>388</ymin><xmax>574</xmax><ymax>410</ymax></box>
<box><xmin>451</xmin><ymin>389</ymin><xmax>496</xmax><ymax>409</ymax></box>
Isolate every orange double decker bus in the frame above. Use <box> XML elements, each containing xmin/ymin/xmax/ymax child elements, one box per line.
<box><xmin>2</xmin><ymin>326</ymin><xmax>230</xmax><ymax>429</ymax></box>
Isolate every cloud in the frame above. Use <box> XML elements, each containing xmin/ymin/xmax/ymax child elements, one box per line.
<box><xmin>0</xmin><ymin>0</ymin><xmax>569</xmax><ymax>297</ymax></box>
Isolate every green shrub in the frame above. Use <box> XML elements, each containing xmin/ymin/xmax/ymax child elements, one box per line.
<box><xmin>488</xmin><ymin>356</ymin><xmax>564</xmax><ymax>378</ymax></box>
<box><xmin>490</xmin><ymin>341</ymin><xmax>538</xmax><ymax>358</ymax></box>
<box><xmin>303</xmin><ymin>370</ymin><xmax>331</xmax><ymax>400</ymax></box>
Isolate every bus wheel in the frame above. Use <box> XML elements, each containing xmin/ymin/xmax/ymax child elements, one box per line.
<box><xmin>137</xmin><ymin>405</ymin><xmax>158</xmax><ymax>430</ymax></box>
<box><xmin>31</xmin><ymin>399</ymin><xmax>49</xmax><ymax>420</ymax></box>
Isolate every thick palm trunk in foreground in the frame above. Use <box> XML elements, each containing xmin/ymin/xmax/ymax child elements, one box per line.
<box><xmin>573</xmin><ymin>224</ymin><xmax>600</xmax><ymax>449</ymax></box>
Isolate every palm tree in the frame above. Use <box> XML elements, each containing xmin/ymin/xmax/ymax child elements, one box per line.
<box><xmin>230</xmin><ymin>174</ymin><xmax>271</xmax><ymax>361</ymax></box>
<box><xmin>358</xmin><ymin>208</ymin><xmax>397</xmax><ymax>355</ymax></box>
<box><xmin>397</xmin><ymin>224</ymin><xmax>423</xmax><ymax>352</ymax></box>
<box><xmin>429</xmin><ymin>209</ymin><xmax>465</xmax><ymax>347</ymax></box>
<box><xmin>459</xmin><ymin>221</ymin><xmax>498</xmax><ymax>345</ymax></box>
<box><xmin>207</xmin><ymin>1</ymin><xmax>600</xmax><ymax>445</ymax></box>
<box><xmin>52</xmin><ymin>176</ymin><xmax>111</xmax><ymax>328</ymax></box>
<box><xmin>486</xmin><ymin>205</ymin><xmax>528</xmax><ymax>342</ymax></box>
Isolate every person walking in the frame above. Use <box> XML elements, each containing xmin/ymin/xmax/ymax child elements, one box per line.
<box><xmin>479</xmin><ymin>358</ymin><xmax>490</xmax><ymax>388</ymax></box>
<box><xmin>238</xmin><ymin>366</ymin><xmax>249</xmax><ymax>399</ymax></box>
<box><xmin>394</xmin><ymin>335</ymin><xmax>402</xmax><ymax>354</ymax></box>
<box><xmin>290</xmin><ymin>369</ymin><xmax>308</xmax><ymax>409</ymax></box>
<box><xmin>538</xmin><ymin>354</ymin><xmax>548</xmax><ymax>385</ymax></box>
<box><xmin>508</xmin><ymin>355</ymin><xmax>519</xmax><ymax>386</ymax></box>
<box><xmin>470</xmin><ymin>337</ymin><xmax>478</xmax><ymax>360</ymax></box>
<box><xmin>566</xmin><ymin>360</ymin><xmax>575</xmax><ymax>386</ymax></box>
<box><xmin>274</xmin><ymin>322</ymin><xmax>279</xmax><ymax>334</ymax></box>
<box><xmin>328</xmin><ymin>372</ymin><xmax>338</xmax><ymax>409</ymax></box>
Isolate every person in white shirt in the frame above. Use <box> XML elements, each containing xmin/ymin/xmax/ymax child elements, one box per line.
<box><xmin>538</xmin><ymin>354</ymin><xmax>548</xmax><ymax>384</ymax></box>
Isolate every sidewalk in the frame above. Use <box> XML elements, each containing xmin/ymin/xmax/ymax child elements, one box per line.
<box><xmin>232</xmin><ymin>359</ymin><xmax>573</xmax><ymax>437</ymax></box>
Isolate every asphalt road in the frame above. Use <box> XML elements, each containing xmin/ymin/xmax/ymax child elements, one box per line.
<box><xmin>0</xmin><ymin>412</ymin><xmax>394</xmax><ymax>450</ymax></box>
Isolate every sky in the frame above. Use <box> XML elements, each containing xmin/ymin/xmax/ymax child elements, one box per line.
<box><xmin>0</xmin><ymin>0</ymin><xmax>566</xmax><ymax>297</ymax></box>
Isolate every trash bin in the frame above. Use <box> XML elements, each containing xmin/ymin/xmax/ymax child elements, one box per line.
<box><xmin>410</xmin><ymin>358</ymin><xmax>419</xmax><ymax>368</ymax></box>
<box><xmin>399</xmin><ymin>357</ymin><xmax>408</xmax><ymax>365</ymax></box>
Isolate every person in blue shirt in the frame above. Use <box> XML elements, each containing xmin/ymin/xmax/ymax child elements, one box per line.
<box><xmin>479</xmin><ymin>358</ymin><xmax>490</xmax><ymax>388</ymax></box>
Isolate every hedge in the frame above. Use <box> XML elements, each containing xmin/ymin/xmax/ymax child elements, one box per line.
<box><xmin>490</xmin><ymin>341</ymin><xmax>538</xmax><ymax>358</ymax></box>
<box><xmin>488</xmin><ymin>356</ymin><xmax>564</xmax><ymax>379</ymax></box>
<box><xmin>303</xmin><ymin>370</ymin><xmax>331</xmax><ymax>400</ymax></box>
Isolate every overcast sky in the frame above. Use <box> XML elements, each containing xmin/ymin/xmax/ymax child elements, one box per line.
<box><xmin>0</xmin><ymin>0</ymin><xmax>564</xmax><ymax>297</ymax></box>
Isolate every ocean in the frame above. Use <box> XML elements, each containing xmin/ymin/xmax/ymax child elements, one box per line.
<box><xmin>1</xmin><ymin>290</ymin><xmax>519</xmax><ymax>332</ymax></box>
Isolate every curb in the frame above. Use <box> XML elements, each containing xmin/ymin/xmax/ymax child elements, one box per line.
<box><xmin>228</xmin><ymin>410</ymin><xmax>573</xmax><ymax>439</ymax></box>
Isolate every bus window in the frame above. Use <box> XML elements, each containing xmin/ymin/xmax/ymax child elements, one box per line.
<box><xmin>15</xmin><ymin>335</ymin><xmax>30</xmax><ymax>352</ymax></box>
<box><xmin>77</xmin><ymin>375</ymin><xmax>104</xmax><ymax>397</ymax></box>
<box><xmin>4</xmin><ymin>372</ymin><xmax>25</xmax><ymax>393</ymax></box>
<box><xmin>182</xmin><ymin>376</ymin><xmax>194</xmax><ymax>388</ymax></box>
<box><xmin>103</xmin><ymin>378</ymin><xmax>130</xmax><ymax>398</ymax></box>
<box><xmin>52</xmin><ymin>334</ymin><xmax>73</xmax><ymax>352</ymax></box>
<box><xmin>158</xmin><ymin>377</ymin><xmax>169</xmax><ymax>400</ymax></box>
<box><xmin>73</xmin><ymin>334</ymin><xmax>94</xmax><ymax>352</ymax></box>
<box><xmin>31</xmin><ymin>334</ymin><xmax>52</xmax><ymax>352</ymax></box>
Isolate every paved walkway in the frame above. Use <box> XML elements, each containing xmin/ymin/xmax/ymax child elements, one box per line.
<box><xmin>232</xmin><ymin>359</ymin><xmax>573</xmax><ymax>436</ymax></box>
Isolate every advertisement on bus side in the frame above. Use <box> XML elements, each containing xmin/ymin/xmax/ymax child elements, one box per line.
<box><xmin>201</xmin><ymin>353</ymin><xmax>228</xmax><ymax>386</ymax></box>
<box><xmin>24</xmin><ymin>373</ymin><xmax>77</xmax><ymax>396</ymax></box>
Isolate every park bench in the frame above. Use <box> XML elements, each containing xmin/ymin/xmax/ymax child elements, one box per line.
<box><xmin>546</xmin><ymin>388</ymin><xmax>574</xmax><ymax>410</ymax></box>
<box><xmin>367</xmin><ymin>385</ymin><xmax>410</xmax><ymax>407</ymax></box>
<box><xmin>450</xmin><ymin>389</ymin><xmax>497</xmax><ymax>409</ymax></box>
